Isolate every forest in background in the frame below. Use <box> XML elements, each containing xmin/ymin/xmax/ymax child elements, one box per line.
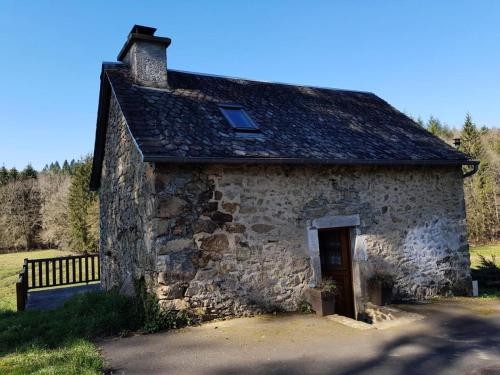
<box><xmin>0</xmin><ymin>114</ymin><xmax>498</xmax><ymax>253</ymax></box>
<box><xmin>0</xmin><ymin>156</ymin><xmax>98</xmax><ymax>252</ymax></box>
<box><xmin>416</xmin><ymin>114</ymin><xmax>499</xmax><ymax>244</ymax></box>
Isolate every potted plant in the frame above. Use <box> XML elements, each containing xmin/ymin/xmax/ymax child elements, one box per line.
<box><xmin>367</xmin><ymin>273</ymin><xmax>393</xmax><ymax>305</ymax></box>
<box><xmin>305</xmin><ymin>279</ymin><xmax>337</xmax><ymax>316</ymax></box>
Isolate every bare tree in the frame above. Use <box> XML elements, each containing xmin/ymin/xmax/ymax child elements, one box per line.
<box><xmin>38</xmin><ymin>173</ymin><xmax>72</xmax><ymax>248</ymax></box>
<box><xmin>0</xmin><ymin>179</ymin><xmax>42</xmax><ymax>249</ymax></box>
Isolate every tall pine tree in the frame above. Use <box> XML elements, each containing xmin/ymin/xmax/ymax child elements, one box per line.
<box><xmin>426</xmin><ymin>116</ymin><xmax>453</xmax><ymax>139</ymax></box>
<box><xmin>62</xmin><ymin>160</ymin><xmax>71</xmax><ymax>174</ymax></box>
<box><xmin>21</xmin><ymin>164</ymin><xmax>38</xmax><ymax>180</ymax></box>
<box><xmin>67</xmin><ymin>156</ymin><xmax>99</xmax><ymax>252</ymax></box>
<box><xmin>9</xmin><ymin>168</ymin><xmax>18</xmax><ymax>181</ymax></box>
<box><xmin>0</xmin><ymin>166</ymin><xmax>8</xmax><ymax>186</ymax></box>
<box><xmin>460</xmin><ymin>114</ymin><xmax>498</xmax><ymax>242</ymax></box>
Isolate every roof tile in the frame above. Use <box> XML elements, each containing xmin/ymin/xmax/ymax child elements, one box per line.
<box><xmin>103</xmin><ymin>63</ymin><xmax>473</xmax><ymax>165</ymax></box>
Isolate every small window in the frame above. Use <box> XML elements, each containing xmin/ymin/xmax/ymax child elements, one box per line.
<box><xmin>219</xmin><ymin>104</ymin><xmax>259</xmax><ymax>132</ymax></box>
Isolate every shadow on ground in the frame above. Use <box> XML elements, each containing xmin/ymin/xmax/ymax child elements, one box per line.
<box><xmin>103</xmin><ymin>301</ymin><xmax>500</xmax><ymax>375</ymax></box>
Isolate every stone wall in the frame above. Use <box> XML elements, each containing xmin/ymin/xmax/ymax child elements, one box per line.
<box><xmin>150</xmin><ymin>163</ymin><xmax>471</xmax><ymax>318</ymax></box>
<box><xmin>99</xmin><ymin>95</ymin><xmax>156</xmax><ymax>295</ymax></box>
<box><xmin>99</xmin><ymin>106</ymin><xmax>471</xmax><ymax>317</ymax></box>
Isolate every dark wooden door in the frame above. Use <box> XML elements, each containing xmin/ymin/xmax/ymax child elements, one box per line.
<box><xmin>318</xmin><ymin>227</ymin><xmax>355</xmax><ymax>318</ymax></box>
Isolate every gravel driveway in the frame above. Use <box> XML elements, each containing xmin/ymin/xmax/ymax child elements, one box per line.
<box><xmin>101</xmin><ymin>299</ymin><xmax>500</xmax><ymax>375</ymax></box>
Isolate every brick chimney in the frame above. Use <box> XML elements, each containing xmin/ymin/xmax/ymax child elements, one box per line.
<box><xmin>117</xmin><ymin>25</ymin><xmax>171</xmax><ymax>88</ymax></box>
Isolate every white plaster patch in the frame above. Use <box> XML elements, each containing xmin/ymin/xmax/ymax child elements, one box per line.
<box><xmin>397</xmin><ymin>217</ymin><xmax>467</xmax><ymax>298</ymax></box>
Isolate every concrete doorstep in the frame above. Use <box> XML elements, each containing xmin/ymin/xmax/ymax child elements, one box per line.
<box><xmin>325</xmin><ymin>304</ymin><xmax>425</xmax><ymax>330</ymax></box>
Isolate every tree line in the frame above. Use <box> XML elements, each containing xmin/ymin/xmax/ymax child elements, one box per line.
<box><xmin>418</xmin><ymin>114</ymin><xmax>500</xmax><ymax>244</ymax></box>
<box><xmin>0</xmin><ymin>156</ymin><xmax>99</xmax><ymax>252</ymax></box>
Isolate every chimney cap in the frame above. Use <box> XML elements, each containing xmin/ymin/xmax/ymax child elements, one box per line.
<box><xmin>130</xmin><ymin>25</ymin><xmax>157</xmax><ymax>36</ymax></box>
<box><xmin>117</xmin><ymin>25</ymin><xmax>171</xmax><ymax>62</ymax></box>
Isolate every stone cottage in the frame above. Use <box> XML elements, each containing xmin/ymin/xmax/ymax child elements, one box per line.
<box><xmin>90</xmin><ymin>25</ymin><xmax>478</xmax><ymax>319</ymax></box>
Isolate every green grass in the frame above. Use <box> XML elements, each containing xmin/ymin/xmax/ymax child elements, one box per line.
<box><xmin>0</xmin><ymin>250</ymin><xmax>196</xmax><ymax>374</ymax></box>
<box><xmin>0</xmin><ymin>250</ymin><xmax>127</xmax><ymax>375</ymax></box>
<box><xmin>478</xmin><ymin>289</ymin><xmax>500</xmax><ymax>299</ymax></box>
<box><xmin>470</xmin><ymin>243</ymin><xmax>500</xmax><ymax>269</ymax></box>
<box><xmin>0</xmin><ymin>250</ymin><xmax>73</xmax><ymax>312</ymax></box>
<box><xmin>0</xmin><ymin>290</ymin><xmax>145</xmax><ymax>375</ymax></box>
<box><xmin>0</xmin><ymin>340</ymin><xmax>102</xmax><ymax>375</ymax></box>
<box><xmin>469</xmin><ymin>243</ymin><xmax>500</xmax><ymax>300</ymax></box>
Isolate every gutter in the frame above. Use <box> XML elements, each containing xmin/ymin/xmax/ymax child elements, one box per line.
<box><xmin>462</xmin><ymin>163</ymin><xmax>479</xmax><ymax>178</ymax></box>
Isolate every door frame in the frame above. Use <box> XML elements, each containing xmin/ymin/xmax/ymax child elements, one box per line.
<box><xmin>306</xmin><ymin>214</ymin><xmax>364</xmax><ymax>319</ymax></box>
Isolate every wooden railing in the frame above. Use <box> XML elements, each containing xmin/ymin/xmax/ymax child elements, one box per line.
<box><xmin>16</xmin><ymin>253</ymin><xmax>100</xmax><ymax>311</ymax></box>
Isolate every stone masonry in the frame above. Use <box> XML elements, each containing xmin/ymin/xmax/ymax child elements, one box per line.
<box><xmin>100</xmin><ymin>95</ymin><xmax>471</xmax><ymax>318</ymax></box>
<box><xmin>99</xmin><ymin>95</ymin><xmax>156</xmax><ymax>295</ymax></box>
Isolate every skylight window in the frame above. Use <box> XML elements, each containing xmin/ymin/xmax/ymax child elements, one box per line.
<box><xmin>219</xmin><ymin>104</ymin><xmax>260</xmax><ymax>132</ymax></box>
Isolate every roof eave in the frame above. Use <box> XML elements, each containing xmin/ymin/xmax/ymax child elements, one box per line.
<box><xmin>142</xmin><ymin>155</ymin><xmax>479</xmax><ymax>167</ymax></box>
<box><xmin>89</xmin><ymin>68</ymin><xmax>112</xmax><ymax>191</ymax></box>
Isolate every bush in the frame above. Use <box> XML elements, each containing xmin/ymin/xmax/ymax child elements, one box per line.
<box><xmin>135</xmin><ymin>279</ymin><xmax>198</xmax><ymax>334</ymax></box>
<box><xmin>471</xmin><ymin>255</ymin><xmax>500</xmax><ymax>294</ymax></box>
<box><xmin>298</xmin><ymin>300</ymin><xmax>313</xmax><ymax>314</ymax></box>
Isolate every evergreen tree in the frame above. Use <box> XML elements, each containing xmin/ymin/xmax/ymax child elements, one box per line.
<box><xmin>69</xmin><ymin>159</ymin><xmax>76</xmax><ymax>174</ymax></box>
<box><xmin>69</xmin><ymin>159</ymin><xmax>77</xmax><ymax>175</ymax></box>
<box><xmin>416</xmin><ymin>117</ymin><xmax>425</xmax><ymax>127</ymax></box>
<box><xmin>42</xmin><ymin>164</ymin><xmax>49</xmax><ymax>172</ymax></box>
<box><xmin>53</xmin><ymin>161</ymin><xmax>61</xmax><ymax>173</ymax></box>
<box><xmin>461</xmin><ymin>114</ymin><xmax>483</xmax><ymax>158</ymax></box>
<box><xmin>9</xmin><ymin>168</ymin><xmax>18</xmax><ymax>181</ymax></box>
<box><xmin>67</xmin><ymin>155</ymin><xmax>98</xmax><ymax>252</ymax></box>
<box><xmin>460</xmin><ymin>113</ymin><xmax>499</xmax><ymax>242</ymax></box>
<box><xmin>62</xmin><ymin>160</ymin><xmax>70</xmax><ymax>174</ymax></box>
<box><xmin>21</xmin><ymin>164</ymin><xmax>38</xmax><ymax>180</ymax></box>
<box><xmin>426</xmin><ymin>116</ymin><xmax>453</xmax><ymax>139</ymax></box>
<box><xmin>0</xmin><ymin>166</ymin><xmax>8</xmax><ymax>186</ymax></box>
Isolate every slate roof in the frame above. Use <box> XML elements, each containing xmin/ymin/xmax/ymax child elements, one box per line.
<box><xmin>90</xmin><ymin>62</ymin><xmax>476</xmax><ymax>189</ymax></box>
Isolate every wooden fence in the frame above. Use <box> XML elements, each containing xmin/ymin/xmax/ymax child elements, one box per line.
<box><xmin>16</xmin><ymin>253</ymin><xmax>100</xmax><ymax>311</ymax></box>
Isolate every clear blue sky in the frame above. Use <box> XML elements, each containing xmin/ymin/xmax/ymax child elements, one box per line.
<box><xmin>1</xmin><ymin>1</ymin><xmax>499</xmax><ymax>170</ymax></box>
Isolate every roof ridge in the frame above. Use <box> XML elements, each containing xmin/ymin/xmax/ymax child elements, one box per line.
<box><xmin>168</xmin><ymin>68</ymin><xmax>375</xmax><ymax>95</ymax></box>
<box><xmin>102</xmin><ymin>63</ymin><xmax>376</xmax><ymax>95</ymax></box>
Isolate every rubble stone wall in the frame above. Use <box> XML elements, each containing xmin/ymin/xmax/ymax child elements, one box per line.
<box><xmin>150</xmin><ymin>163</ymin><xmax>471</xmax><ymax>317</ymax></box>
<box><xmin>99</xmin><ymin>95</ymin><xmax>156</xmax><ymax>295</ymax></box>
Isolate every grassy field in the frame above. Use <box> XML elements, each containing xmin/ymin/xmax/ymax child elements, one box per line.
<box><xmin>0</xmin><ymin>249</ymin><xmax>193</xmax><ymax>374</ymax></box>
<box><xmin>0</xmin><ymin>249</ymin><xmax>105</xmax><ymax>374</ymax></box>
<box><xmin>470</xmin><ymin>243</ymin><xmax>500</xmax><ymax>269</ymax></box>
<box><xmin>0</xmin><ymin>249</ymin><xmax>74</xmax><ymax>312</ymax></box>
<box><xmin>0</xmin><ymin>290</ymin><xmax>146</xmax><ymax>374</ymax></box>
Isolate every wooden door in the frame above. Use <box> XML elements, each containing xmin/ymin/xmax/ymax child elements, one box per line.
<box><xmin>318</xmin><ymin>227</ymin><xmax>355</xmax><ymax>318</ymax></box>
